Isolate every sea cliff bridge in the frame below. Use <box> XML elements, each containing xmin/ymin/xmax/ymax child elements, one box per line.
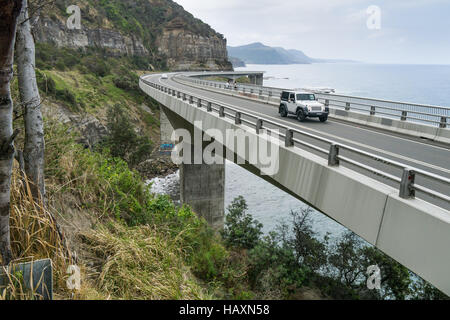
<box><xmin>140</xmin><ymin>71</ymin><xmax>450</xmax><ymax>295</ymax></box>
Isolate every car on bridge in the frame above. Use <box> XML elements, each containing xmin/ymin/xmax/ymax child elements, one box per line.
<box><xmin>161</xmin><ymin>74</ymin><xmax>168</xmax><ymax>79</ymax></box>
<box><xmin>279</xmin><ymin>90</ymin><xmax>329</xmax><ymax>122</ymax></box>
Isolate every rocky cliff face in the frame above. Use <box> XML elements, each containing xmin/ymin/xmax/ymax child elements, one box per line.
<box><xmin>32</xmin><ymin>0</ymin><xmax>232</xmax><ymax>71</ymax></box>
<box><xmin>157</xmin><ymin>29</ymin><xmax>231</xmax><ymax>70</ymax></box>
<box><xmin>33</xmin><ymin>17</ymin><xmax>149</xmax><ymax>57</ymax></box>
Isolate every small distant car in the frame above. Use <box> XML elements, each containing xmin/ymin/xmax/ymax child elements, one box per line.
<box><xmin>279</xmin><ymin>90</ymin><xmax>329</xmax><ymax>122</ymax></box>
<box><xmin>161</xmin><ymin>74</ymin><xmax>168</xmax><ymax>79</ymax></box>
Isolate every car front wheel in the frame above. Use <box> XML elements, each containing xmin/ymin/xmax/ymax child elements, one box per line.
<box><xmin>319</xmin><ymin>116</ymin><xmax>328</xmax><ymax>123</ymax></box>
<box><xmin>297</xmin><ymin>109</ymin><xmax>306</xmax><ymax>122</ymax></box>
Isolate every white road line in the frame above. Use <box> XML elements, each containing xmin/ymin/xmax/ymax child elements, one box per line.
<box><xmin>157</xmin><ymin>76</ymin><xmax>450</xmax><ymax>175</ymax></box>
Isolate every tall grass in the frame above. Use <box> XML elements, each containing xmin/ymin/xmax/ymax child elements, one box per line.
<box><xmin>1</xmin><ymin>171</ymin><xmax>74</xmax><ymax>299</ymax></box>
<box><xmin>2</xmin><ymin>120</ymin><xmax>239</xmax><ymax>300</ymax></box>
<box><xmin>80</xmin><ymin>221</ymin><xmax>211</xmax><ymax>300</ymax></box>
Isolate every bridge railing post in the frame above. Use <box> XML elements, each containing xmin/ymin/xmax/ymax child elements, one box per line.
<box><xmin>235</xmin><ymin>112</ymin><xmax>242</xmax><ymax>125</ymax></box>
<box><xmin>183</xmin><ymin>93</ymin><xmax>187</xmax><ymax>101</ymax></box>
<box><xmin>189</xmin><ymin>95</ymin><xmax>193</xmax><ymax>104</ymax></box>
<box><xmin>219</xmin><ymin>106</ymin><xmax>225</xmax><ymax>117</ymax></box>
<box><xmin>345</xmin><ymin>102</ymin><xmax>350</xmax><ymax>111</ymax></box>
<box><xmin>401</xmin><ymin>111</ymin><xmax>407</xmax><ymax>121</ymax></box>
<box><xmin>399</xmin><ymin>168</ymin><xmax>416</xmax><ymax>199</ymax></box>
<box><xmin>328</xmin><ymin>144</ymin><xmax>340</xmax><ymax>166</ymax></box>
<box><xmin>440</xmin><ymin>117</ymin><xmax>447</xmax><ymax>128</ymax></box>
<box><xmin>324</xmin><ymin>99</ymin><xmax>330</xmax><ymax>112</ymax></box>
<box><xmin>269</xmin><ymin>91</ymin><xmax>272</xmax><ymax>97</ymax></box>
<box><xmin>177</xmin><ymin>91</ymin><xmax>181</xmax><ymax>99</ymax></box>
<box><xmin>256</xmin><ymin>119</ymin><xmax>263</xmax><ymax>134</ymax></box>
<box><xmin>197</xmin><ymin>98</ymin><xmax>202</xmax><ymax>108</ymax></box>
<box><xmin>207</xmin><ymin>102</ymin><xmax>212</xmax><ymax>112</ymax></box>
<box><xmin>370</xmin><ymin>106</ymin><xmax>376</xmax><ymax>116</ymax></box>
<box><xmin>285</xmin><ymin>129</ymin><xmax>294</xmax><ymax>147</ymax></box>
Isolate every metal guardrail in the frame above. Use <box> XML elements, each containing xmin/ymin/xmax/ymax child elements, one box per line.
<box><xmin>178</xmin><ymin>75</ymin><xmax>450</xmax><ymax>128</ymax></box>
<box><xmin>141</xmin><ymin>76</ymin><xmax>450</xmax><ymax>208</ymax></box>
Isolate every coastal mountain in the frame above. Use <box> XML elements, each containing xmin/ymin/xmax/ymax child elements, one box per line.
<box><xmin>33</xmin><ymin>0</ymin><xmax>232</xmax><ymax>71</ymax></box>
<box><xmin>227</xmin><ymin>42</ymin><xmax>355</xmax><ymax>65</ymax></box>
<box><xmin>228</xmin><ymin>56</ymin><xmax>246</xmax><ymax>68</ymax></box>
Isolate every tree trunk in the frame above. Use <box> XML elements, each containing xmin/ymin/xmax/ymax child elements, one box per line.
<box><xmin>0</xmin><ymin>0</ymin><xmax>23</xmax><ymax>265</ymax></box>
<box><xmin>16</xmin><ymin>0</ymin><xmax>45</xmax><ymax>203</ymax></box>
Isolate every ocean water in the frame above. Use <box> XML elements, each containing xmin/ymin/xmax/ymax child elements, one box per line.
<box><xmin>237</xmin><ymin>63</ymin><xmax>450</xmax><ymax>107</ymax></box>
<box><xmin>150</xmin><ymin>63</ymin><xmax>450</xmax><ymax>240</ymax></box>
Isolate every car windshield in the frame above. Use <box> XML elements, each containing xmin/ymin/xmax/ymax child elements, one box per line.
<box><xmin>296</xmin><ymin>94</ymin><xmax>316</xmax><ymax>101</ymax></box>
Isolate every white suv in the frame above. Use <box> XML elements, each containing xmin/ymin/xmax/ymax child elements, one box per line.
<box><xmin>279</xmin><ymin>90</ymin><xmax>329</xmax><ymax>122</ymax></box>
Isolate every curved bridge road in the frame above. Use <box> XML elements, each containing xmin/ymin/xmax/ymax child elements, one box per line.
<box><xmin>141</xmin><ymin>72</ymin><xmax>450</xmax><ymax>294</ymax></box>
<box><xmin>148</xmin><ymin>73</ymin><xmax>450</xmax><ymax>210</ymax></box>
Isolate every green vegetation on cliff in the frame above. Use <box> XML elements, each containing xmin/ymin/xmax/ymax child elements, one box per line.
<box><xmin>28</xmin><ymin>43</ymin><xmax>161</xmax><ymax>161</ymax></box>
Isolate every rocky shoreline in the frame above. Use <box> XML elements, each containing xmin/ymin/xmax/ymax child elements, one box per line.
<box><xmin>136</xmin><ymin>155</ymin><xmax>178</xmax><ymax>181</ymax></box>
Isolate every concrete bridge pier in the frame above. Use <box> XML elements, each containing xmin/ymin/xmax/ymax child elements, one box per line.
<box><xmin>159</xmin><ymin>110</ymin><xmax>175</xmax><ymax>156</ymax></box>
<box><xmin>180</xmin><ymin>161</ymin><xmax>225</xmax><ymax>229</ymax></box>
<box><xmin>248</xmin><ymin>74</ymin><xmax>263</xmax><ymax>85</ymax></box>
<box><xmin>159</xmin><ymin>107</ymin><xmax>225</xmax><ymax>229</ymax></box>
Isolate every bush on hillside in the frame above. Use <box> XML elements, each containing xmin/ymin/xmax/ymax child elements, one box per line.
<box><xmin>102</xmin><ymin>104</ymin><xmax>153</xmax><ymax>167</ymax></box>
<box><xmin>221</xmin><ymin>196</ymin><xmax>263</xmax><ymax>250</ymax></box>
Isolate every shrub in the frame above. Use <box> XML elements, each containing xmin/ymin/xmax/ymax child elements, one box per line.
<box><xmin>290</xmin><ymin>209</ymin><xmax>328</xmax><ymax>274</ymax></box>
<box><xmin>247</xmin><ymin>232</ymin><xmax>306</xmax><ymax>299</ymax></box>
<box><xmin>191</xmin><ymin>241</ymin><xmax>229</xmax><ymax>281</ymax></box>
<box><xmin>102</xmin><ymin>104</ymin><xmax>153</xmax><ymax>167</ymax></box>
<box><xmin>112</xmin><ymin>75</ymin><xmax>139</xmax><ymax>92</ymax></box>
<box><xmin>221</xmin><ymin>196</ymin><xmax>263</xmax><ymax>250</ymax></box>
<box><xmin>82</xmin><ymin>56</ymin><xmax>111</xmax><ymax>77</ymax></box>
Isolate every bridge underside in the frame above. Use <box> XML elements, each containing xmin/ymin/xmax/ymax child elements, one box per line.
<box><xmin>194</xmin><ymin>72</ymin><xmax>264</xmax><ymax>85</ymax></box>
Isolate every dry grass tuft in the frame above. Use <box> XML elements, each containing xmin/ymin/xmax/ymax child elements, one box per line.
<box><xmin>0</xmin><ymin>170</ymin><xmax>74</xmax><ymax>300</ymax></box>
<box><xmin>80</xmin><ymin>221</ymin><xmax>212</xmax><ymax>300</ymax></box>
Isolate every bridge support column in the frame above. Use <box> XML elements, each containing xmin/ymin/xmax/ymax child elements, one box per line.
<box><xmin>161</xmin><ymin>106</ymin><xmax>225</xmax><ymax>229</ymax></box>
<box><xmin>180</xmin><ymin>161</ymin><xmax>225</xmax><ymax>230</ymax></box>
<box><xmin>159</xmin><ymin>110</ymin><xmax>175</xmax><ymax>156</ymax></box>
<box><xmin>248</xmin><ymin>74</ymin><xmax>263</xmax><ymax>86</ymax></box>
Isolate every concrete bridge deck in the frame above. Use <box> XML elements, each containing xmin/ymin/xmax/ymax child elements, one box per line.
<box><xmin>140</xmin><ymin>72</ymin><xmax>450</xmax><ymax>295</ymax></box>
<box><xmin>167</xmin><ymin>75</ymin><xmax>450</xmax><ymax>207</ymax></box>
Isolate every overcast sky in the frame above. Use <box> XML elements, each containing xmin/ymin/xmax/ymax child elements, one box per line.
<box><xmin>175</xmin><ymin>0</ymin><xmax>450</xmax><ymax>64</ymax></box>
